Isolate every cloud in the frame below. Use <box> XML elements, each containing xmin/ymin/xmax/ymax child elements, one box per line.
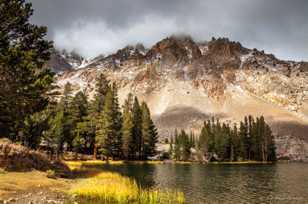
<box><xmin>53</xmin><ymin>15</ymin><xmax>180</xmax><ymax>58</ymax></box>
<box><xmin>30</xmin><ymin>0</ymin><xmax>308</xmax><ymax>61</ymax></box>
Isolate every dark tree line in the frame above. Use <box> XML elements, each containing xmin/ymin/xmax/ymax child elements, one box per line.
<box><xmin>44</xmin><ymin>75</ymin><xmax>158</xmax><ymax>160</ymax></box>
<box><xmin>170</xmin><ymin>116</ymin><xmax>276</xmax><ymax>162</ymax></box>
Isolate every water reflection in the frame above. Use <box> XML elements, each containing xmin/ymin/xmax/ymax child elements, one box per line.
<box><xmin>100</xmin><ymin>163</ymin><xmax>308</xmax><ymax>204</ymax></box>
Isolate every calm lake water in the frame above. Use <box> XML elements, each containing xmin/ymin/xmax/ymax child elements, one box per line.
<box><xmin>100</xmin><ymin>163</ymin><xmax>308</xmax><ymax>204</ymax></box>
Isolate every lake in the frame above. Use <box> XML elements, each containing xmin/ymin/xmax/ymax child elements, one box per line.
<box><xmin>100</xmin><ymin>163</ymin><xmax>308</xmax><ymax>204</ymax></box>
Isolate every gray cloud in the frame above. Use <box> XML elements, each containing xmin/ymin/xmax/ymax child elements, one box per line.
<box><xmin>30</xmin><ymin>0</ymin><xmax>308</xmax><ymax>61</ymax></box>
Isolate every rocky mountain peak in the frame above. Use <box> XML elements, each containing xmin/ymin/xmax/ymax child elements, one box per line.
<box><xmin>60</xmin><ymin>49</ymin><xmax>85</xmax><ymax>68</ymax></box>
<box><xmin>85</xmin><ymin>44</ymin><xmax>147</xmax><ymax>70</ymax></box>
<box><xmin>207</xmin><ymin>37</ymin><xmax>248</xmax><ymax>58</ymax></box>
<box><xmin>112</xmin><ymin>44</ymin><xmax>146</xmax><ymax>60</ymax></box>
<box><xmin>146</xmin><ymin>35</ymin><xmax>201</xmax><ymax>67</ymax></box>
<box><xmin>44</xmin><ymin>49</ymin><xmax>73</xmax><ymax>73</ymax></box>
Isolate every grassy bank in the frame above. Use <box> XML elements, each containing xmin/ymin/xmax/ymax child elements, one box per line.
<box><xmin>0</xmin><ymin>169</ymin><xmax>69</xmax><ymax>200</ymax></box>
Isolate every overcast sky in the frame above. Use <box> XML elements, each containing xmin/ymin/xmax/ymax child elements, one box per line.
<box><xmin>30</xmin><ymin>0</ymin><xmax>308</xmax><ymax>61</ymax></box>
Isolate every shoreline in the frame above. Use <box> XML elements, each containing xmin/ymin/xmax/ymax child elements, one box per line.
<box><xmin>64</xmin><ymin>159</ymin><xmax>279</xmax><ymax>167</ymax></box>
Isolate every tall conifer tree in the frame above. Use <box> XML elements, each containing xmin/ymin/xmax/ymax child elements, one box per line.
<box><xmin>132</xmin><ymin>97</ymin><xmax>142</xmax><ymax>159</ymax></box>
<box><xmin>121</xmin><ymin>94</ymin><xmax>134</xmax><ymax>159</ymax></box>
<box><xmin>91</xmin><ymin>74</ymin><xmax>109</xmax><ymax>158</ymax></box>
<box><xmin>0</xmin><ymin>0</ymin><xmax>53</xmax><ymax>144</ymax></box>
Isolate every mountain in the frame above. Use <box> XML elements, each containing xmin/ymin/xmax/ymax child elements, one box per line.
<box><xmin>54</xmin><ymin>35</ymin><xmax>308</xmax><ymax>161</ymax></box>
<box><xmin>44</xmin><ymin>49</ymin><xmax>89</xmax><ymax>73</ymax></box>
<box><xmin>59</xmin><ymin>49</ymin><xmax>89</xmax><ymax>69</ymax></box>
<box><xmin>44</xmin><ymin>50</ymin><xmax>73</xmax><ymax>73</ymax></box>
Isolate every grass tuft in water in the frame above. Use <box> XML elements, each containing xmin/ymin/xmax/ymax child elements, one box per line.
<box><xmin>70</xmin><ymin>172</ymin><xmax>185</xmax><ymax>204</ymax></box>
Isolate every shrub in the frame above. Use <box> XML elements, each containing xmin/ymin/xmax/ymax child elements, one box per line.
<box><xmin>46</xmin><ymin>169</ymin><xmax>56</xmax><ymax>179</ymax></box>
<box><xmin>0</xmin><ymin>138</ymin><xmax>70</xmax><ymax>175</ymax></box>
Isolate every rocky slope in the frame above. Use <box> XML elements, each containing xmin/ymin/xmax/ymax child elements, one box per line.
<box><xmin>55</xmin><ymin>35</ymin><xmax>308</xmax><ymax>161</ymax></box>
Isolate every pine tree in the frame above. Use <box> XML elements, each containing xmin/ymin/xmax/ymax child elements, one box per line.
<box><xmin>141</xmin><ymin>102</ymin><xmax>158</xmax><ymax>159</ymax></box>
<box><xmin>207</xmin><ymin>120</ymin><xmax>215</xmax><ymax>153</ymax></box>
<box><xmin>23</xmin><ymin>110</ymin><xmax>50</xmax><ymax>149</ymax></box>
<box><xmin>90</xmin><ymin>73</ymin><xmax>110</xmax><ymax>159</ymax></box>
<box><xmin>248</xmin><ymin>115</ymin><xmax>255</xmax><ymax>160</ymax></box>
<box><xmin>259</xmin><ymin>116</ymin><xmax>267</xmax><ymax>161</ymax></box>
<box><xmin>238</xmin><ymin>122</ymin><xmax>246</xmax><ymax>160</ymax></box>
<box><xmin>51</xmin><ymin>110</ymin><xmax>65</xmax><ymax>158</ymax></box>
<box><xmin>243</xmin><ymin>116</ymin><xmax>250</xmax><ymax>160</ymax></box>
<box><xmin>92</xmin><ymin>74</ymin><xmax>109</xmax><ymax>114</ymax></box>
<box><xmin>214</xmin><ymin>119</ymin><xmax>226</xmax><ymax>159</ymax></box>
<box><xmin>0</xmin><ymin>0</ymin><xmax>53</xmax><ymax>144</ymax></box>
<box><xmin>71</xmin><ymin>91</ymin><xmax>88</xmax><ymax>123</ymax></box>
<box><xmin>141</xmin><ymin>102</ymin><xmax>151</xmax><ymax>159</ymax></box>
<box><xmin>189</xmin><ymin>131</ymin><xmax>195</xmax><ymax>149</ymax></box>
<box><xmin>181</xmin><ymin>130</ymin><xmax>191</xmax><ymax>161</ymax></box>
<box><xmin>232</xmin><ymin>123</ymin><xmax>243</xmax><ymax>161</ymax></box>
<box><xmin>71</xmin><ymin>91</ymin><xmax>93</xmax><ymax>154</ymax></box>
<box><xmin>198</xmin><ymin>122</ymin><xmax>209</xmax><ymax>156</ymax></box>
<box><xmin>266</xmin><ymin>124</ymin><xmax>277</xmax><ymax>161</ymax></box>
<box><xmin>111</xmin><ymin>83</ymin><xmax>122</xmax><ymax>159</ymax></box>
<box><xmin>169</xmin><ymin>135</ymin><xmax>174</xmax><ymax>159</ymax></box>
<box><xmin>95</xmin><ymin>84</ymin><xmax>122</xmax><ymax>160</ymax></box>
<box><xmin>132</xmin><ymin>97</ymin><xmax>142</xmax><ymax>159</ymax></box>
<box><xmin>44</xmin><ymin>83</ymin><xmax>74</xmax><ymax>155</ymax></box>
<box><xmin>121</xmin><ymin>93</ymin><xmax>134</xmax><ymax>159</ymax></box>
<box><xmin>60</xmin><ymin>83</ymin><xmax>74</xmax><ymax>151</ymax></box>
<box><xmin>43</xmin><ymin>100</ymin><xmax>67</xmax><ymax>159</ymax></box>
<box><xmin>96</xmin><ymin>88</ymin><xmax>114</xmax><ymax>160</ymax></box>
<box><xmin>174</xmin><ymin>129</ymin><xmax>181</xmax><ymax>160</ymax></box>
<box><xmin>148</xmin><ymin>116</ymin><xmax>158</xmax><ymax>157</ymax></box>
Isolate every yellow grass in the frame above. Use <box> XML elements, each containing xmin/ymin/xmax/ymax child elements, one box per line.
<box><xmin>65</xmin><ymin>160</ymin><xmax>124</xmax><ymax>170</ymax></box>
<box><xmin>70</xmin><ymin>172</ymin><xmax>185</xmax><ymax>203</ymax></box>
<box><xmin>67</xmin><ymin>162</ymin><xmax>185</xmax><ymax>204</ymax></box>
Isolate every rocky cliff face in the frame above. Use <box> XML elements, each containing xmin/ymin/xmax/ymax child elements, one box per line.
<box><xmin>44</xmin><ymin>49</ymin><xmax>89</xmax><ymax>73</ymax></box>
<box><xmin>55</xmin><ymin>36</ymin><xmax>308</xmax><ymax>161</ymax></box>
<box><xmin>44</xmin><ymin>50</ymin><xmax>73</xmax><ymax>73</ymax></box>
